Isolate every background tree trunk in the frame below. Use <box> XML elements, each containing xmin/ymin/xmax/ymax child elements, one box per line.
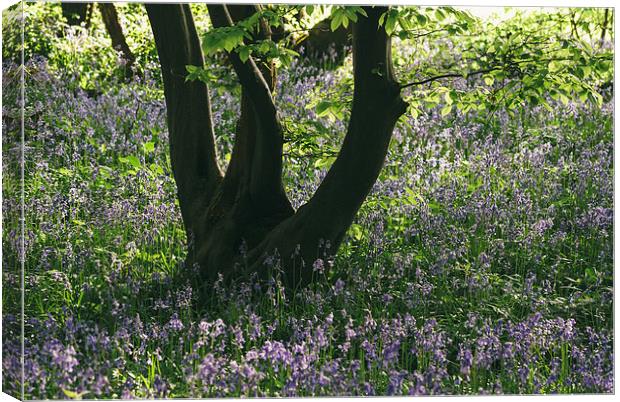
<box><xmin>98</xmin><ymin>3</ymin><xmax>136</xmax><ymax>77</ymax></box>
<box><xmin>61</xmin><ymin>2</ymin><xmax>89</xmax><ymax>26</ymax></box>
<box><xmin>294</xmin><ymin>17</ymin><xmax>351</xmax><ymax>67</ymax></box>
<box><xmin>600</xmin><ymin>8</ymin><xmax>610</xmax><ymax>44</ymax></box>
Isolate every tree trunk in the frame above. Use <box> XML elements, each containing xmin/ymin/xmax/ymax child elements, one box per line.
<box><xmin>98</xmin><ymin>3</ymin><xmax>137</xmax><ymax>78</ymax></box>
<box><xmin>84</xmin><ymin>3</ymin><xmax>95</xmax><ymax>29</ymax></box>
<box><xmin>600</xmin><ymin>8</ymin><xmax>610</xmax><ymax>44</ymax></box>
<box><xmin>190</xmin><ymin>4</ymin><xmax>294</xmax><ymax>278</ymax></box>
<box><xmin>145</xmin><ymin>4</ymin><xmax>223</xmax><ymax>242</ymax></box>
<box><xmin>61</xmin><ymin>2</ymin><xmax>89</xmax><ymax>26</ymax></box>
<box><xmin>148</xmin><ymin>5</ymin><xmax>406</xmax><ymax>287</ymax></box>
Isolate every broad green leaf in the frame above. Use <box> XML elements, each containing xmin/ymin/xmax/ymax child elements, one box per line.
<box><xmin>316</xmin><ymin>100</ymin><xmax>331</xmax><ymax>116</ymax></box>
<box><xmin>238</xmin><ymin>46</ymin><xmax>251</xmax><ymax>62</ymax></box>
<box><xmin>142</xmin><ymin>141</ymin><xmax>155</xmax><ymax>154</ymax></box>
<box><xmin>440</xmin><ymin>104</ymin><xmax>452</xmax><ymax>116</ymax></box>
<box><xmin>331</xmin><ymin>12</ymin><xmax>343</xmax><ymax>31</ymax></box>
<box><xmin>120</xmin><ymin>155</ymin><xmax>141</xmax><ymax>169</ymax></box>
<box><xmin>385</xmin><ymin>14</ymin><xmax>397</xmax><ymax>35</ymax></box>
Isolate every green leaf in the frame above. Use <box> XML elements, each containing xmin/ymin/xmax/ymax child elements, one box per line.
<box><xmin>440</xmin><ymin>104</ymin><xmax>452</xmax><ymax>116</ymax></box>
<box><xmin>331</xmin><ymin>11</ymin><xmax>343</xmax><ymax>31</ymax></box>
<box><xmin>314</xmin><ymin>155</ymin><xmax>336</xmax><ymax>168</ymax></box>
<box><xmin>398</xmin><ymin>17</ymin><xmax>412</xmax><ymax>31</ymax></box>
<box><xmin>62</xmin><ymin>389</ymin><xmax>87</xmax><ymax>400</ymax></box>
<box><xmin>316</xmin><ymin>100</ymin><xmax>331</xmax><ymax>117</ymax></box>
<box><xmin>149</xmin><ymin>163</ymin><xmax>164</xmax><ymax>176</ymax></box>
<box><xmin>354</xmin><ymin>6</ymin><xmax>368</xmax><ymax>17</ymax></box>
<box><xmin>142</xmin><ymin>141</ymin><xmax>155</xmax><ymax>154</ymax></box>
<box><xmin>416</xmin><ymin>13</ymin><xmax>428</xmax><ymax>26</ymax></box>
<box><xmin>57</xmin><ymin>167</ymin><xmax>72</xmax><ymax>176</ymax></box>
<box><xmin>349</xmin><ymin>223</ymin><xmax>364</xmax><ymax>241</ymax></box>
<box><xmin>238</xmin><ymin>46</ymin><xmax>251</xmax><ymax>62</ymax></box>
<box><xmin>345</xmin><ymin>8</ymin><xmax>358</xmax><ymax>23</ymax></box>
<box><xmin>585</xmin><ymin>267</ymin><xmax>597</xmax><ymax>283</ymax></box>
<box><xmin>119</xmin><ymin>155</ymin><xmax>141</xmax><ymax>169</ymax></box>
<box><xmin>548</xmin><ymin>60</ymin><xmax>562</xmax><ymax>73</ymax></box>
<box><xmin>528</xmin><ymin>94</ymin><xmax>540</xmax><ymax>106</ymax></box>
<box><xmin>385</xmin><ymin>14</ymin><xmax>397</xmax><ymax>35</ymax></box>
<box><xmin>259</xmin><ymin>41</ymin><xmax>271</xmax><ymax>54</ymax></box>
<box><xmin>379</xmin><ymin>11</ymin><xmax>387</xmax><ymax>26</ymax></box>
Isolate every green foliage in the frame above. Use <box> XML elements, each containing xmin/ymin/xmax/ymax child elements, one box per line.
<box><xmin>329</xmin><ymin>6</ymin><xmax>367</xmax><ymax>30</ymax></box>
<box><xmin>390</xmin><ymin>7</ymin><xmax>613</xmax><ymax>117</ymax></box>
<box><xmin>3</xmin><ymin>3</ymin><xmax>120</xmax><ymax>89</ymax></box>
<box><xmin>202</xmin><ymin>25</ymin><xmax>250</xmax><ymax>54</ymax></box>
<box><xmin>2</xmin><ymin>2</ymin><xmax>192</xmax><ymax>91</ymax></box>
<box><xmin>199</xmin><ymin>6</ymin><xmax>308</xmax><ymax>67</ymax></box>
<box><xmin>195</xmin><ymin>5</ymin><xmax>612</xmax><ymax>122</ymax></box>
<box><xmin>379</xmin><ymin>6</ymin><xmax>474</xmax><ymax>36</ymax></box>
<box><xmin>3</xmin><ymin>2</ymin><xmax>63</xmax><ymax>62</ymax></box>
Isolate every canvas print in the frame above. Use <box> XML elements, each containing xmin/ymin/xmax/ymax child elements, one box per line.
<box><xmin>1</xmin><ymin>1</ymin><xmax>614</xmax><ymax>398</ymax></box>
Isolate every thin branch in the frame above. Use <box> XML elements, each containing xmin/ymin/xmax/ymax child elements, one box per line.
<box><xmin>399</xmin><ymin>67</ymin><xmax>499</xmax><ymax>89</ymax></box>
<box><xmin>400</xmin><ymin>52</ymin><xmax>612</xmax><ymax>90</ymax></box>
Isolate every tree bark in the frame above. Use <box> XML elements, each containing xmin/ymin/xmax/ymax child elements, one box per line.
<box><xmin>145</xmin><ymin>4</ymin><xmax>223</xmax><ymax>244</ymax></box>
<box><xmin>188</xmin><ymin>4</ymin><xmax>294</xmax><ymax>279</ymax></box>
<box><xmin>98</xmin><ymin>3</ymin><xmax>136</xmax><ymax>77</ymax></box>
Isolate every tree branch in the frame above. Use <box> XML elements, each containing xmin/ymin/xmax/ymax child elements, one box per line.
<box><xmin>399</xmin><ymin>67</ymin><xmax>499</xmax><ymax>89</ymax></box>
<box><xmin>399</xmin><ymin>52</ymin><xmax>613</xmax><ymax>90</ymax></box>
<box><xmin>207</xmin><ymin>5</ymin><xmax>277</xmax><ymax>121</ymax></box>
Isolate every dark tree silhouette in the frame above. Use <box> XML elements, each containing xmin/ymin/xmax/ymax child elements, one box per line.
<box><xmin>294</xmin><ymin>16</ymin><xmax>351</xmax><ymax>66</ymax></box>
<box><xmin>61</xmin><ymin>2</ymin><xmax>89</xmax><ymax>26</ymax></box>
<box><xmin>146</xmin><ymin>4</ymin><xmax>407</xmax><ymax>287</ymax></box>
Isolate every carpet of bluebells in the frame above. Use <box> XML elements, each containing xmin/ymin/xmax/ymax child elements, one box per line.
<box><xmin>2</xmin><ymin>7</ymin><xmax>614</xmax><ymax>399</ymax></box>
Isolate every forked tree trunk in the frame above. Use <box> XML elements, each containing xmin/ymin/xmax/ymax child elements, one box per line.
<box><xmin>147</xmin><ymin>4</ymin><xmax>406</xmax><ymax>287</ymax></box>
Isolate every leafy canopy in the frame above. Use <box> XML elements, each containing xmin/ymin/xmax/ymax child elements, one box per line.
<box><xmin>189</xmin><ymin>6</ymin><xmax>613</xmax><ymax>120</ymax></box>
